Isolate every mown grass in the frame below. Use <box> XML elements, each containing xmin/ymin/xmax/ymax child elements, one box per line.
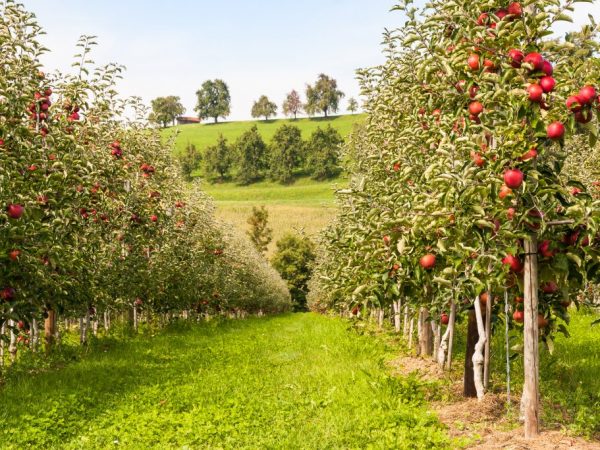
<box><xmin>0</xmin><ymin>314</ymin><xmax>452</xmax><ymax>449</ymax></box>
<box><xmin>165</xmin><ymin>114</ymin><xmax>365</xmax><ymax>154</ymax></box>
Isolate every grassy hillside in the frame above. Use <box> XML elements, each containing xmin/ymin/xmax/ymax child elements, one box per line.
<box><xmin>165</xmin><ymin>114</ymin><xmax>365</xmax><ymax>153</ymax></box>
<box><xmin>203</xmin><ymin>176</ymin><xmax>344</xmax><ymax>255</ymax></box>
<box><xmin>0</xmin><ymin>314</ymin><xmax>451</xmax><ymax>449</ymax></box>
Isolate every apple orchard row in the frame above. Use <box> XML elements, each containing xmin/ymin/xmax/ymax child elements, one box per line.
<box><xmin>0</xmin><ymin>2</ymin><xmax>291</xmax><ymax>354</ymax></box>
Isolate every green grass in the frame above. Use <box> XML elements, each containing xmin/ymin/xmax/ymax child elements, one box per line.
<box><xmin>203</xmin><ymin>176</ymin><xmax>344</xmax><ymax>255</ymax></box>
<box><xmin>0</xmin><ymin>314</ymin><xmax>451</xmax><ymax>449</ymax></box>
<box><xmin>165</xmin><ymin>114</ymin><xmax>365</xmax><ymax>153</ymax></box>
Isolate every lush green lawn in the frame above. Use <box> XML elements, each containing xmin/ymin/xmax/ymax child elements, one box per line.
<box><xmin>165</xmin><ymin>114</ymin><xmax>365</xmax><ymax>153</ymax></box>
<box><xmin>0</xmin><ymin>314</ymin><xmax>451</xmax><ymax>449</ymax></box>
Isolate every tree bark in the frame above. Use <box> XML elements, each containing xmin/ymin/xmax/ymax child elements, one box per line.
<box><xmin>484</xmin><ymin>291</ymin><xmax>493</xmax><ymax>389</ymax></box>
<box><xmin>473</xmin><ymin>296</ymin><xmax>487</xmax><ymax>400</ymax></box>
<box><xmin>403</xmin><ymin>305</ymin><xmax>409</xmax><ymax>337</ymax></box>
<box><xmin>408</xmin><ymin>316</ymin><xmax>414</xmax><ymax>350</ymax></box>
<box><xmin>437</xmin><ymin>318</ymin><xmax>452</xmax><ymax>368</ymax></box>
<box><xmin>446</xmin><ymin>301</ymin><xmax>457</xmax><ymax>370</ymax></box>
<box><xmin>393</xmin><ymin>300</ymin><xmax>401</xmax><ymax>333</ymax></box>
<box><xmin>521</xmin><ymin>236</ymin><xmax>540</xmax><ymax>438</ymax></box>
<box><xmin>418</xmin><ymin>308</ymin><xmax>433</xmax><ymax>356</ymax></box>
<box><xmin>464</xmin><ymin>309</ymin><xmax>478</xmax><ymax>397</ymax></box>
<box><xmin>0</xmin><ymin>322</ymin><xmax>4</xmax><ymax>368</ymax></box>
<box><xmin>44</xmin><ymin>309</ymin><xmax>56</xmax><ymax>353</ymax></box>
<box><xmin>432</xmin><ymin>322</ymin><xmax>441</xmax><ymax>360</ymax></box>
<box><xmin>8</xmin><ymin>320</ymin><xmax>17</xmax><ymax>363</ymax></box>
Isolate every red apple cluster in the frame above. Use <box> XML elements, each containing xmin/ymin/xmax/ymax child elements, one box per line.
<box><xmin>566</xmin><ymin>85</ymin><xmax>597</xmax><ymax>124</ymax></box>
<box><xmin>140</xmin><ymin>163</ymin><xmax>156</xmax><ymax>178</ymax></box>
<box><xmin>110</xmin><ymin>141</ymin><xmax>123</xmax><ymax>158</ymax></box>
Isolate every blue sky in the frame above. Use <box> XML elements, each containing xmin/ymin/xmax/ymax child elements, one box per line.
<box><xmin>20</xmin><ymin>1</ymin><xmax>598</xmax><ymax>122</ymax></box>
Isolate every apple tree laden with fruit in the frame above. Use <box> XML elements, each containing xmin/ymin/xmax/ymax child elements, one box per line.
<box><xmin>0</xmin><ymin>2</ymin><xmax>291</xmax><ymax>363</ymax></box>
<box><xmin>309</xmin><ymin>0</ymin><xmax>600</xmax><ymax>438</ymax></box>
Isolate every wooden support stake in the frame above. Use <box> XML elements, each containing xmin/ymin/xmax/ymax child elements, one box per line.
<box><xmin>522</xmin><ymin>236</ymin><xmax>540</xmax><ymax>438</ymax></box>
<box><xmin>44</xmin><ymin>309</ymin><xmax>56</xmax><ymax>354</ymax></box>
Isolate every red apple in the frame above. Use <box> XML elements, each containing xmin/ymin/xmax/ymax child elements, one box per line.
<box><xmin>502</xmin><ymin>254</ymin><xmax>523</xmax><ymax>272</ymax></box>
<box><xmin>467</xmin><ymin>54</ymin><xmax>480</xmax><ymax>71</ymax></box>
<box><xmin>495</xmin><ymin>8</ymin><xmax>508</xmax><ymax>20</ymax></box>
<box><xmin>541</xmin><ymin>60</ymin><xmax>553</xmax><ymax>76</ymax></box>
<box><xmin>542</xmin><ymin>281</ymin><xmax>559</xmax><ymax>294</ymax></box>
<box><xmin>420</xmin><ymin>253</ymin><xmax>436</xmax><ymax>270</ymax></box>
<box><xmin>508</xmin><ymin>49</ymin><xmax>524</xmax><ymax>68</ymax></box>
<box><xmin>566</xmin><ymin>95</ymin><xmax>583</xmax><ymax>112</ymax></box>
<box><xmin>508</xmin><ymin>2</ymin><xmax>522</xmax><ymax>17</ymax></box>
<box><xmin>9</xmin><ymin>250</ymin><xmax>20</xmax><ymax>261</ymax></box>
<box><xmin>6</xmin><ymin>204</ymin><xmax>24</xmax><ymax>219</ymax></box>
<box><xmin>351</xmin><ymin>305</ymin><xmax>359</xmax><ymax>315</ymax></box>
<box><xmin>441</xmin><ymin>313</ymin><xmax>449</xmax><ymax>325</ymax></box>
<box><xmin>574</xmin><ymin>110</ymin><xmax>593</xmax><ymax>124</ymax></box>
<box><xmin>515</xmin><ymin>296</ymin><xmax>524</xmax><ymax>304</ymax></box>
<box><xmin>477</xmin><ymin>13</ymin><xmax>489</xmax><ymax>25</ymax></box>
<box><xmin>507</xmin><ymin>207</ymin><xmax>516</xmax><ymax>220</ymax></box>
<box><xmin>1</xmin><ymin>287</ymin><xmax>16</xmax><ymax>301</ymax></box>
<box><xmin>479</xmin><ymin>292</ymin><xmax>489</xmax><ymax>306</ymax></box>
<box><xmin>538</xmin><ymin>240</ymin><xmax>555</xmax><ymax>258</ymax></box>
<box><xmin>483</xmin><ymin>59</ymin><xmax>496</xmax><ymax>72</ymax></box>
<box><xmin>540</xmin><ymin>76</ymin><xmax>555</xmax><ymax>93</ymax></box>
<box><xmin>538</xmin><ymin>314</ymin><xmax>549</xmax><ymax>328</ymax></box>
<box><xmin>523</xmin><ymin>52</ymin><xmax>544</xmax><ymax>72</ymax></box>
<box><xmin>578</xmin><ymin>85</ymin><xmax>596</xmax><ymax>105</ymax></box>
<box><xmin>519</xmin><ymin>147</ymin><xmax>538</xmax><ymax>161</ymax></box>
<box><xmin>469</xmin><ymin>85</ymin><xmax>479</xmax><ymax>99</ymax></box>
<box><xmin>513</xmin><ymin>310</ymin><xmax>524</xmax><ymax>323</ymax></box>
<box><xmin>499</xmin><ymin>184</ymin><xmax>513</xmax><ymax>199</ymax></box>
<box><xmin>472</xmin><ymin>152</ymin><xmax>485</xmax><ymax>167</ymax></box>
<box><xmin>469</xmin><ymin>101</ymin><xmax>484</xmax><ymax>116</ymax></box>
<box><xmin>383</xmin><ymin>235</ymin><xmax>391</xmax><ymax>246</ymax></box>
<box><xmin>150</xmin><ymin>215</ymin><xmax>158</xmax><ymax>223</ymax></box>
<box><xmin>546</xmin><ymin>122</ymin><xmax>565</xmax><ymax>140</ymax></box>
<box><xmin>527</xmin><ymin>84</ymin><xmax>544</xmax><ymax>102</ymax></box>
<box><xmin>504</xmin><ymin>169</ymin><xmax>524</xmax><ymax>189</ymax></box>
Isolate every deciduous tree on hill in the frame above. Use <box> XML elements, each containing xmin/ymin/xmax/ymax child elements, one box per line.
<box><xmin>150</xmin><ymin>96</ymin><xmax>185</xmax><ymax>128</ymax></box>
<box><xmin>347</xmin><ymin>98</ymin><xmax>359</xmax><ymax>114</ymax></box>
<box><xmin>195</xmin><ymin>79</ymin><xmax>231</xmax><ymax>123</ymax></box>
<box><xmin>251</xmin><ymin>95</ymin><xmax>278</xmax><ymax>121</ymax></box>
<box><xmin>305</xmin><ymin>74</ymin><xmax>345</xmax><ymax>118</ymax></box>
<box><xmin>282</xmin><ymin>90</ymin><xmax>303</xmax><ymax>119</ymax></box>
<box><xmin>247</xmin><ymin>206</ymin><xmax>272</xmax><ymax>255</ymax></box>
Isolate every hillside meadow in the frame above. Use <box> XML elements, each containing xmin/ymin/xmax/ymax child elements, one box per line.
<box><xmin>164</xmin><ymin>114</ymin><xmax>365</xmax><ymax>154</ymax></box>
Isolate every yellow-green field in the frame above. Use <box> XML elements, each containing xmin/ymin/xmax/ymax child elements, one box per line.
<box><xmin>165</xmin><ymin>114</ymin><xmax>364</xmax><ymax>153</ymax></box>
<box><xmin>201</xmin><ymin>176</ymin><xmax>345</xmax><ymax>255</ymax></box>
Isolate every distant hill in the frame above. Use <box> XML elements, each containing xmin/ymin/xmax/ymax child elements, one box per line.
<box><xmin>163</xmin><ymin>114</ymin><xmax>365</xmax><ymax>153</ymax></box>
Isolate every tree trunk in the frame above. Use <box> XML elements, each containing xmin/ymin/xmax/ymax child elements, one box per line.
<box><xmin>504</xmin><ymin>289</ymin><xmax>512</xmax><ymax>404</ymax></box>
<box><xmin>464</xmin><ymin>309</ymin><xmax>478</xmax><ymax>397</ymax></box>
<box><xmin>473</xmin><ymin>296</ymin><xmax>487</xmax><ymax>401</ymax></box>
<box><xmin>31</xmin><ymin>318</ymin><xmax>38</xmax><ymax>352</ymax></box>
<box><xmin>484</xmin><ymin>292</ymin><xmax>493</xmax><ymax>389</ymax></box>
<box><xmin>0</xmin><ymin>322</ymin><xmax>4</xmax><ymax>368</ymax></box>
<box><xmin>418</xmin><ymin>308</ymin><xmax>433</xmax><ymax>356</ymax></box>
<box><xmin>377</xmin><ymin>307</ymin><xmax>384</xmax><ymax>329</ymax></box>
<box><xmin>403</xmin><ymin>305</ymin><xmax>409</xmax><ymax>337</ymax></box>
<box><xmin>393</xmin><ymin>300</ymin><xmax>401</xmax><ymax>333</ymax></box>
<box><xmin>446</xmin><ymin>301</ymin><xmax>457</xmax><ymax>370</ymax></box>
<box><xmin>432</xmin><ymin>322</ymin><xmax>441</xmax><ymax>361</ymax></box>
<box><xmin>521</xmin><ymin>236</ymin><xmax>540</xmax><ymax>438</ymax></box>
<box><xmin>408</xmin><ymin>316</ymin><xmax>415</xmax><ymax>350</ymax></box>
<box><xmin>44</xmin><ymin>309</ymin><xmax>56</xmax><ymax>353</ymax></box>
<box><xmin>8</xmin><ymin>320</ymin><xmax>17</xmax><ymax>363</ymax></box>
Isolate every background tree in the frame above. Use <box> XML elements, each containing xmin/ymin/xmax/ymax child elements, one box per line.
<box><xmin>271</xmin><ymin>233</ymin><xmax>316</xmax><ymax>311</ymax></box>
<box><xmin>150</xmin><ymin>96</ymin><xmax>185</xmax><ymax>128</ymax></box>
<box><xmin>306</xmin><ymin>126</ymin><xmax>343</xmax><ymax>180</ymax></box>
<box><xmin>235</xmin><ymin>126</ymin><xmax>267</xmax><ymax>184</ymax></box>
<box><xmin>347</xmin><ymin>98</ymin><xmax>359</xmax><ymax>114</ymax></box>
<box><xmin>269</xmin><ymin>125</ymin><xmax>303</xmax><ymax>184</ymax></box>
<box><xmin>247</xmin><ymin>206</ymin><xmax>272</xmax><ymax>255</ymax></box>
<box><xmin>204</xmin><ymin>135</ymin><xmax>233</xmax><ymax>182</ymax></box>
<box><xmin>178</xmin><ymin>143</ymin><xmax>202</xmax><ymax>181</ymax></box>
<box><xmin>305</xmin><ymin>74</ymin><xmax>344</xmax><ymax>117</ymax></box>
<box><xmin>282</xmin><ymin>90</ymin><xmax>302</xmax><ymax>119</ymax></box>
<box><xmin>251</xmin><ymin>95</ymin><xmax>277</xmax><ymax>121</ymax></box>
<box><xmin>195</xmin><ymin>79</ymin><xmax>231</xmax><ymax>123</ymax></box>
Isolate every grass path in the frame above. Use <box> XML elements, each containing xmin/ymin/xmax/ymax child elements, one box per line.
<box><xmin>0</xmin><ymin>314</ymin><xmax>451</xmax><ymax>449</ymax></box>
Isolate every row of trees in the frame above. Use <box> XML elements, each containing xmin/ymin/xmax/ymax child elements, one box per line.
<box><xmin>0</xmin><ymin>2</ymin><xmax>291</xmax><ymax>364</ymax></box>
<box><xmin>150</xmin><ymin>75</ymin><xmax>359</xmax><ymax>127</ymax></box>
<box><xmin>309</xmin><ymin>0</ymin><xmax>600</xmax><ymax>440</ymax></box>
<box><xmin>179</xmin><ymin>125</ymin><xmax>344</xmax><ymax>184</ymax></box>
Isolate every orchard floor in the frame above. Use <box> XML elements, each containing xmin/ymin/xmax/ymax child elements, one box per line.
<box><xmin>0</xmin><ymin>314</ymin><xmax>453</xmax><ymax>449</ymax></box>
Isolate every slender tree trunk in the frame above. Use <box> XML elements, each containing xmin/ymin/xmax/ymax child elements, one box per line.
<box><xmin>8</xmin><ymin>320</ymin><xmax>17</xmax><ymax>363</ymax></box>
<box><xmin>473</xmin><ymin>296</ymin><xmax>487</xmax><ymax>401</ymax></box>
<box><xmin>418</xmin><ymin>308</ymin><xmax>433</xmax><ymax>356</ymax></box>
<box><xmin>44</xmin><ymin>309</ymin><xmax>56</xmax><ymax>353</ymax></box>
<box><xmin>464</xmin><ymin>309</ymin><xmax>478</xmax><ymax>397</ymax></box>
<box><xmin>133</xmin><ymin>306</ymin><xmax>138</xmax><ymax>332</ymax></box>
<box><xmin>393</xmin><ymin>300</ymin><xmax>401</xmax><ymax>333</ymax></box>
<box><xmin>403</xmin><ymin>305</ymin><xmax>409</xmax><ymax>337</ymax></box>
<box><xmin>0</xmin><ymin>322</ymin><xmax>5</xmax><ymax>368</ymax></box>
<box><xmin>432</xmin><ymin>322</ymin><xmax>441</xmax><ymax>361</ymax></box>
<box><xmin>377</xmin><ymin>307</ymin><xmax>384</xmax><ymax>329</ymax></box>
<box><xmin>408</xmin><ymin>317</ymin><xmax>415</xmax><ymax>350</ymax></box>
<box><xmin>484</xmin><ymin>292</ymin><xmax>493</xmax><ymax>389</ymax></box>
<box><xmin>504</xmin><ymin>289</ymin><xmax>511</xmax><ymax>404</ymax></box>
<box><xmin>522</xmin><ymin>236</ymin><xmax>540</xmax><ymax>438</ymax></box>
<box><xmin>446</xmin><ymin>301</ymin><xmax>457</xmax><ymax>370</ymax></box>
<box><xmin>31</xmin><ymin>318</ymin><xmax>38</xmax><ymax>352</ymax></box>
